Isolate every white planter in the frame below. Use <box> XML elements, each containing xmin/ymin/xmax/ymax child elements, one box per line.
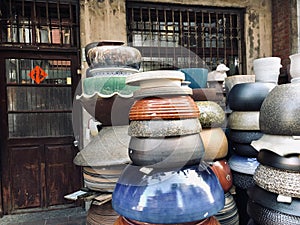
<box><xmin>253</xmin><ymin>57</ymin><xmax>282</xmax><ymax>83</ymax></box>
<box><xmin>289</xmin><ymin>53</ymin><xmax>300</xmax><ymax>80</ymax></box>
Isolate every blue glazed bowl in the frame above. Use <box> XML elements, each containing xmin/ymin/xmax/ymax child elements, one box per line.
<box><xmin>228</xmin><ymin>154</ymin><xmax>259</xmax><ymax>175</ymax></box>
<box><xmin>179</xmin><ymin>68</ymin><xmax>208</xmax><ymax>89</ymax></box>
<box><xmin>112</xmin><ymin>163</ymin><xmax>225</xmax><ymax>224</ymax></box>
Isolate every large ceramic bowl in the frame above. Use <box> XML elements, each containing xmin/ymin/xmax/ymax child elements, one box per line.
<box><xmin>253</xmin><ymin>57</ymin><xmax>282</xmax><ymax>83</ymax></box>
<box><xmin>179</xmin><ymin>68</ymin><xmax>208</xmax><ymax>89</ymax></box>
<box><xmin>224</xmin><ymin>75</ymin><xmax>255</xmax><ymax>92</ymax></box>
<box><xmin>210</xmin><ymin>159</ymin><xmax>233</xmax><ymax>192</ymax></box>
<box><xmin>228</xmin><ymin>111</ymin><xmax>260</xmax><ymax>130</ymax></box>
<box><xmin>196</xmin><ymin>101</ymin><xmax>225</xmax><ymax>128</ymax></box>
<box><xmin>259</xmin><ymin>82</ymin><xmax>300</xmax><ymax>135</ymax></box>
<box><xmin>128</xmin><ymin>133</ymin><xmax>204</xmax><ymax>167</ymax></box>
<box><xmin>86</xmin><ymin>41</ymin><xmax>142</xmax><ymax>69</ymax></box>
<box><xmin>227</xmin><ymin>82</ymin><xmax>276</xmax><ymax>111</ymax></box>
<box><xmin>227</xmin><ymin>130</ymin><xmax>263</xmax><ymax>144</ymax></box>
<box><xmin>112</xmin><ymin>163</ymin><xmax>225</xmax><ymax>224</ymax></box>
<box><xmin>228</xmin><ymin>154</ymin><xmax>259</xmax><ymax>175</ymax></box>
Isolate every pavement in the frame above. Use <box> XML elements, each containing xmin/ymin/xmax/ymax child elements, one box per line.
<box><xmin>0</xmin><ymin>207</ymin><xmax>87</xmax><ymax>225</ymax></box>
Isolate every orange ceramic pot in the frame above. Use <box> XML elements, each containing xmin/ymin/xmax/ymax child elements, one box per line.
<box><xmin>114</xmin><ymin>216</ymin><xmax>220</xmax><ymax>225</ymax></box>
<box><xmin>129</xmin><ymin>96</ymin><xmax>200</xmax><ymax>120</ymax></box>
<box><xmin>210</xmin><ymin>159</ymin><xmax>233</xmax><ymax>192</ymax></box>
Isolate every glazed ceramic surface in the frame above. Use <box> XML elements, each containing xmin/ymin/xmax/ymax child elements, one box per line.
<box><xmin>210</xmin><ymin>159</ymin><xmax>233</xmax><ymax>192</ymax></box>
<box><xmin>128</xmin><ymin>118</ymin><xmax>201</xmax><ymax>137</ymax></box>
<box><xmin>228</xmin><ymin>154</ymin><xmax>259</xmax><ymax>175</ymax></box>
<box><xmin>179</xmin><ymin>68</ymin><xmax>208</xmax><ymax>89</ymax></box>
<box><xmin>224</xmin><ymin>75</ymin><xmax>255</xmax><ymax>92</ymax></box>
<box><xmin>251</xmin><ymin>134</ymin><xmax>300</xmax><ymax>156</ymax></box>
<box><xmin>259</xmin><ymin>82</ymin><xmax>300</xmax><ymax>135</ymax></box>
<box><xmin>129</xmin><ymin>96</ymin><xmax>200</xmax><ymax>120</ymax></box>
<box><xmin>112</xmin><ymin>163</ymin><xmax>225</xmax><ymax>224</ymax></box>
<box><xmin>231</xmin><ymin>142</ymin><xmax>258</xmax><ymax>158</ymax></box>
<box><xmin>200</xmin><ymin>128</ymin><xmax>228</xmax><ymax>161</ymax></box>
<box><xmin>289</xmin><ymin>53</ymin><xmax>300</xmax><ymax>79</ymax></box>
<box><xmin>215</xmin><ymin>192</ymin><xmax>239</xmax><ymax>225</ymax></box>
<box><xmin>227</xmin><ymin>82</ymin><xmax>275</xmax><ymax>111</ymax></box>
<box><xmin>253</xmin><ymin>57</ymin><xmax>282</xmax><ymax>83</ymax></box>
<box><xmin>228</xmin><ymin>111</ymin><xmax>260</xmax><ymax>130</ymax></box>
<box><xmin>227</xmin><ymin>130</ymin><xmax>263</xmax><ymax>144</ymax></box>
<box><xmin>128</xmin><ymin>134</ymin><xmax>204</xmax><ymax>167</ymax></box>
<box><xmin>196</xmin><ymin>101</ymin><xmax>225</xmax><ymax>128</ymax></box>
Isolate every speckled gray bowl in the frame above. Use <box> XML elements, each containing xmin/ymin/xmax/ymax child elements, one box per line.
<box><xmin>259</xmin><ymin>82</ymin><xmax>300</xmax><ymax>135</ymax></box>
<box><xmin>228</xmin><ymin>111</ymin><xmax>260</xmax><ymax>130</ymax></box>
<box><xmin>196</xmin><ymin>101</ymin><xmax>226</xmax><ymax>128</ymax></box>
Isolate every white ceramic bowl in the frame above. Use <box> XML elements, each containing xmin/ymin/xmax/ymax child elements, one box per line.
<box><xmin>253</xmin><ymin>57</ymin><xmax>282</xmax><ymax>83</ymax></box>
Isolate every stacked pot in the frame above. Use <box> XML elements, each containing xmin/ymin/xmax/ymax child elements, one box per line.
<box><xmin>73</xmin><ymin>41</ymin><xmax>142</xmax><ymax>224</ymax></box>
<box><xmin>196</xmin><ymin>101</ymin><xmax>239</xmax><ymax>225</ymax></box>
<box><xmin>112</xmin><ymin>70</ymin><xmax>225</xmax><ymax>224</ymax></box>
<box><xmin>225</xmin><ymin>57</ymin><xmax>281</xmax><ymax>225</ymax></box>
<box><xmin>248</xmin><ymin>56</ymin><xmax>300</xmax><ymax>224</ymax></box>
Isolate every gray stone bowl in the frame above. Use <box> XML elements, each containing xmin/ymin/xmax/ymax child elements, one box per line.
<box><xmin>196</xmin><ymin>101</ymin><xmax>226</xmax><ymax>128</ymax></box>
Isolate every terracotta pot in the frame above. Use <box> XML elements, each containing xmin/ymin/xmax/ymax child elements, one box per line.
<box><xmin>196</xmin><ymin>101</ymin><xmax>225</xmax><ymax>128</ymax></box>
<box><xmin>210</xmin><ymin>159</ymin><xmax>233</xmax><ymax>192</ymax></box>
<box><xmin>253</xmin><ymin>57</ymin><xmax>282</xmax><ymax>83</ymax></box>
<box><xmin>129</xmin><ymin>96</ymin><xmax>200</xmax><ymax>120</ymax></box>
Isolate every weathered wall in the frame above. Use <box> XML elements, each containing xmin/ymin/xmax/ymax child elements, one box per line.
<box><xmin>80</xmin><ymin>0</ymin><xmax>272</xmax><ymax>74</ymax></box>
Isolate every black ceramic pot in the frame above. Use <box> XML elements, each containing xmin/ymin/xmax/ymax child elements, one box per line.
<box><xmin>231</xmin><ymin>170</ymin><xmax>255</xmax><ymax>190</ymax></box>
<box><xmin>227</xmin><ymin>130</ymin><xmax>263</xmax><ymax>144</ymax></box>
<box><xmin>227</xmin><ymin>82</ymin><xmax>275</xmax><ymax>111</ymax></box>
<box><xmin>231</xmin><ymin>142</ymin><xmax>258</xmax><ymax>158</ymax></box>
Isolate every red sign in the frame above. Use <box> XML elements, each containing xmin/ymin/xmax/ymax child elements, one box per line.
<box><xmin>28</xmin><ymin>65</ymin><xmax>48</xmax><ymax>84</ymax></box>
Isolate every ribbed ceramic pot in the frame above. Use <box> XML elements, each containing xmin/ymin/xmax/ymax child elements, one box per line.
<box><xmin>86</xmin><ymin>40</ymin><xmax>142</xmax><ymax>69</ymax></box>
<box><xmin>227</xmin><ymin>82</ymin><xmax>276</xmax><ymax>111</ymax></box>
<box><xmin>128</xmin><ymin>133</ymin><xmax>204</xmax><ymax>167</ymax></box>
<box><xmin>128</xmin><ymin>118</ymin><xmax>201</xmax><ymax>137</ymax></box>
<box><xmin>228</xmin><ymin>111</ymin><xmax>260</xmax><ymax>130</ymax></box>
<box><xmin>114</xmin><ymin>216</ymin><xmax>221</xmax><ymax>225</ymax></box>
<box><xmin>253</xmin><ymin>57</ymin><xmax>282</xmax><ymax>83</ymax></box>
<box><xmin>87</xmin><ymin>201</ymin><xmax>119</xmax><ymax>225</ymax></box>
<box><xmin>129</xmin><ymin>96</ymin><xmax>200</xmax><ymax>120</ymax></box>
<box><xmin>210</xmin><ymin>159</ymin><xmax>233</xmax><ymax>192</ymax></box>
<box><xmin>215</xmin><ymin>192</ymin><xmax>239</xmax><ymax>225</ymax></box>
<box><xmin>227</xmin><ymin>130</ymin><xmax>263</xmax><ymax>144</ymax></box>
<box><xmin>112</xmin><ymin>163</ymin><xmax>225</xmax><ymax>224</ymax></box>
<box><xmin>200</xmin><ymin>128</ymin><xmax>228</xmax><ymax>161</ymax></box>
<box><xmin>224</xmin><ymin>75</ymin><xmax>255</xmax><ymax>92</ymax></box>
<box><xmin>259</xmin><ymin>82</ymin><xmax>300</xmax><ymax>135</ymax></box>
<box><xmin>289</xmin><ymin>53</ymin><xmax>300</xmax><ymax>79</ymax></box>
<box><xmin>196</xmin><ymin>101</ymin><xmax>225</xmax><ymax>128</ymax></box>
<box><xmin>179</xmin><ymin>68</ymin><xmax>209</xmax><ymax>89</ymax></box>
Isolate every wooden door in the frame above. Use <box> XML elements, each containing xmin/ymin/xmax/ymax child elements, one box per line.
<box><xmin>0</xmin><ymin>52</ymin><xmax>83</xmax><ymax>214</ymax></box>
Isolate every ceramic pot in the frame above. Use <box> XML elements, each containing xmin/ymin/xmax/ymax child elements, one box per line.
<box><xmin>179</xmin><ymin>68</ymin><xmax>208</xmax><ymax>89</ymax></box>
<box><xmin>224</xmin><ymin>75</ymin><xmax>255</xmax><ymax>92</ymax></box>
<box><xmin>86</xmin><ymin>40</ymin><xmax>142</xmax><ymax>69</ymax></box>
<box><xmin>228</xmin><ymin>154</ymin><xmax>259</xmax><ymax>175</ymax></box>
<box><xmin>259</xmin><ymin>82</ymin><xmax>300</xmax><ymax>135</ymax></box>
<box><xmin>254</xmin><ymin>164</ymin><xmax>300</xmax><ymax>198</ymax></box>
<box><xmin>248</xmin><ymin>185</ymin><xmax>300</xmax><ymax>217</ymax></box>
<box><xmin>227</xmin><ymin>130</ymin><xmax>263</xmax><ymax>144</ymax></box>
<box><xmin>257</xmin><ymin>149</ymin><xmax>300</xmax><ymax>172</ymax></box>
<box><xmin>227</xmin><ymin>82</ymin><xmax>276</xmax><ymax>111</ymax></box>
<box><xmin>210</xmin><ymin>159</ymin><xmax>233</xmax><ymax>192</ymax></box>
<box><xmin>231</xmin><ymin>170</ymin><xmax>256</xmax><ymax>190</ymax></box>
<box><xmin>228</xmin><ymin>111</ymin><xmax>260</xmax><ymax>130</ymax></box>
<box><xmin>112</xmin><ymin>163</ymin><xmax>224</xmax><ymax>224</ymax></box>
<box><xmin>128</xmin><ymin>133</ymin><xmax>204</xmax><ymax>167</ymax></box>
<box><xmin>133</xmin><ymin>85</ymin><xmax>192</xmax><ymax>98</ymax></box>
<box><xmin>86</xmin><ymin>67</ymin><xmax>139</xmax><ymax>78</ymax></box>
<box><xmin>251</xmin><ymin>134</ymin><xmax>300</xmax><ymax>156</ymax></box>
<box><xmin>231</xmin><ymin>142</ymin><xmax>258</xmax><ymax>158</ymax></box>
<box><xmin>247</xmin><ymin>199</ymin><xmax>300</xmax><ymax>225</ymax></box>
<box><xmin>76</xmin><ymin>93</ymin><xmax>135</xmax><ymax>126</ymax></box>
<box><xmin>191</xmin><ymin>88</ymin><xmax>223</xmax><ymax>101</ymax></box>
<box><xmin>126</xmin><ymin>70</ymin><xmax>185</xmax><ymax>88</ymax></box>
<box><xmin>200</xmin><ymin>128</ymin><xmax>228</xmax><ymax>161</ymax></box>
<box><xmin>114</xmin><ymin>216</ymin><xmax>221</xmax><ymax>225</ymax></box>
<box><xmin>253</xmin><ymin>57</ymin><xmax>282</xmax><ymax>83</ymax></box>
<box><xmin>128</xmin><ymin>118</ymin><xmax>201</xmax><ymax>137</ymax></box>
<box><xmin>129</xmin><ymin>96</ymin><xmax>200</xmax><ymax>120</ymax></box>
<box><xmin>73</xmin><ymin>126</ymin><xmax>130</xmax><ymax>166</ymax></box>
<box><xmin>289</xmin><ymin>53</ymin><xmax>300</xmax><ymax>79</ymax></box>
<box><xmin>215</xmin><ymin>192</ymin><xmax>239</xmax><ymax>225</ymax></box>
<box><xmin>87</xmin><ymin>201</ymin><xmax>119</xmax><ymax>225</ymax></box>
<box><xmin>196</xmin><ymin>101</ymin><xmax>225</xmax><ymax>128</ymax></box>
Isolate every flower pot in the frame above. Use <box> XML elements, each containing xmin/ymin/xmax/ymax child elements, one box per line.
<box><xmin>253</xmin><ymin>57</ymin><xmax>282</xmax><ymax>83</ymax></box>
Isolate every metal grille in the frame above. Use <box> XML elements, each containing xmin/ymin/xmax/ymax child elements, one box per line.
<box><xmin>126</xmin><ymin>2</ymin><xmax>244</xmax><ymax>74</ymax></box>
<box><xmin>0</xmin><ymin>0</ymin><xmax>79</xmax><ymax>47</ymax></box>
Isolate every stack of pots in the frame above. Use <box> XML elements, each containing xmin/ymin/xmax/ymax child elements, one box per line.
<box><xmin>73</xmin><ymin>41</ymin><xmax>142</xmax><ymax>224</ymax></box>
<box><xmin>248</xmin><ymin>54</ymin><xmax>300</xmax><ymax>225</ymax></box>
<box><xmin>196</xmin><ymin>100</ymin><xmax>239</xmax><ymax>225</ymax></box>
<box><xmin>226</xmin><ymin>57</ymin><xmax>281</xmax><ymax>225</ymax></box>
<box><xmin>112</xmin><ymin>70</ymin><xmax>225</xmax><ymax>224</ymax></box>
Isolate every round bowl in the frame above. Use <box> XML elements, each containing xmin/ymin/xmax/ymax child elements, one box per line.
<box><xmin>257</xmin><ymin>149</ymin><xmax>300</xmax><ymax>172</ymax></box>
<box><xmin>259</xmin><ymin>82</ymin><xmax>300</xmax><ymax>135</ymax></box>
<box><xmin>228</xmin><ymin>111</ymin><xmax>260</xmax><ymax>130</ymax></box>
<box><xmin>251</xmin><ymin>134</ymin><xmax>300</xmax><ymax>156</ymax></box>
<box><xmin>200</xmin><ymin>128</ymin><xmax>228</xmax><ymax>161</ymax></box>
<box><xmin>129</xmin><ymin>96</ymin><xmax>200</xmax><ymax>120</ymax></box>
<box><xmin>227</xmin><ymin>82</ymin><xmax>276</xmax><ymax>111</ymax></box>
<box><xmin>215</xmin><ymin>192</ymin><xmax>239</xmax><ymax>225</ymax></box>
<box><xmin>231</xmin><ymin>142</ymin><xmax>258</xmax><ymax>158</ymax></box>
<box><xmin>196</xmin><ymin>101</ymin><xmax>226</xmax><ymax>128</ymax></box>
<box><xmin>128</xmin><ymin>118</ymin><xmax>201</xmax><ymax>137</ymax></box>
<box><xmin>87</xmin><ymin>41</ymin><xmax>142</xmax><ymax>69</ymax></box>
<box><xmin>228</xmin><ymin>154</ymin><xmax>259</xmax><ymax>175</ymax></box>
<box><xmin>133</xmin><ymin>85</ymin><xmax>192</xmax><ymax>98</ymax></box>
<box><xmin>227</xmin><ymin>130</ymin><xmax>263</xmax><ymax>144</ymax></box>
<box><xmin>210</xmin><ymin>159</ymin><xmax>233</xmax><ymax>192</ymax></box>
<box><xmin>253</xmin><ymin>57</ymin><xmax>282</xmax><ymax>83</ymax></box>
<box><xmin>224</xmin><ymin>75</ymin><xmax>255</xmax><ymax>92</ymax></box>
<box><xmin>112</xmin><ymin>163</ymin><xmax>225</xmax><ymax>224</ymax></box>
<box><xmin>128</xmin><ymin>133</ymin><xmax>204</xmax><ymax>167</ymax></box>
<box><xmin>289</xmin><ymin>53</ymin><xmax>300</xmax><ymax>79</ymax></box>
<box><xmin>179</xmin><ymin>68</ymin><xmax>208</xmax><ymax>89</ymax></box>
